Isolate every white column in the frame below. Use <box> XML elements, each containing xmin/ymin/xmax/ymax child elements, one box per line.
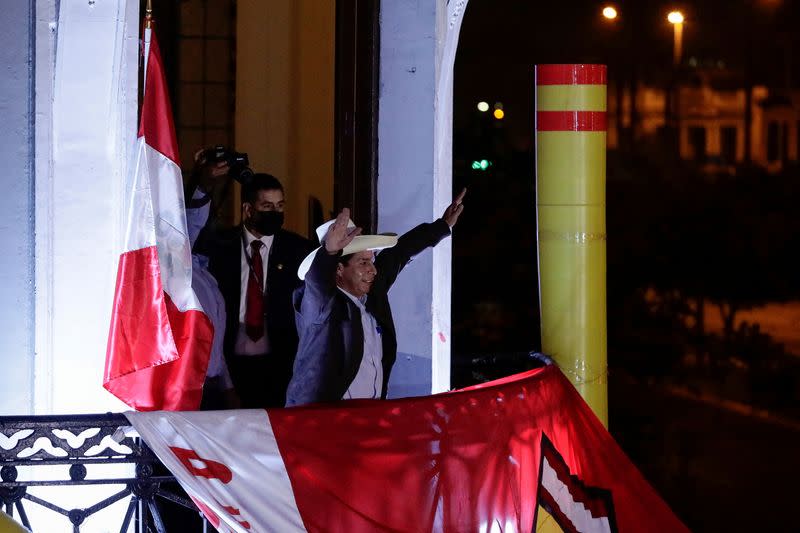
<box><xmin>35</xmin><ymin>0</ymin><xmax>139</xmax><ymax>415</ymax></box>
<box><xmin>3</xmin><ymin>2</ymin><xmax>143</xmax><ymax>531</ymax></box>
<box><xmin>0</xmin><ymin>1</ymin><xmax>35</xmax><ymax>414</ymax></box>
<box><xmin>379</xmin><ymin>0</ymin><xmax>468</xmax><ymax>398</ymax></box>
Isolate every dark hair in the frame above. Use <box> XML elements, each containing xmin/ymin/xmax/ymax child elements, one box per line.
<box><xmin>337</xmin><ymin>253</ymin><xmax>355</xmax><ymax>266</ymax></box>
<box><xmin>338</xmin><ymin>250</ymin><xmax>380</xmax><ymax>267</ymax></box>
<box><xmin>241</xmin><ymin>173</ymin><xmax>284</xmax><ymax>204</ymax></box>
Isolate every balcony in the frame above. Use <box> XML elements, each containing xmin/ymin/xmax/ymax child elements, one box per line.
<box><xmin>0</xmin><ymin>413</ymin><xmax>205</xmax><ymax>532</ymax></box>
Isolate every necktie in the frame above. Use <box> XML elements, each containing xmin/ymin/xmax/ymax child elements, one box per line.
<box><xmin>245</xmin><ymin>240</ymin><xmax>265</xmax><ymax>341</ymax></box>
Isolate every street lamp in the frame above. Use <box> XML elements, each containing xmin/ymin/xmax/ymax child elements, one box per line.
<box><xmin>665</xmin><ymin>10</ymin><xmax>685</xmax><ymax>155</ymax></box>
<box><xmin>667</xmin><ymin>10</ymin><xmax>684</xmax><ymax>67</ymax></box>
<box><xmin>602</xmin><ymin>6</ymin><xmax>618</xmax><ymax>21</ymax></box>
<box><xmin>601</xmin><ymin>5</ymin><xmax>625</xmax><ymax>147</ymax></box>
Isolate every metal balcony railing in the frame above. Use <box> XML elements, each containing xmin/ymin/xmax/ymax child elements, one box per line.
<box><xmin>0</xmin><ymin>413</ymin><xmax>205</xmax><ymax>533</ymax></box>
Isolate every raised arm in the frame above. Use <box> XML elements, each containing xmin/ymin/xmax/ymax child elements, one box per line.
<box><xmin>300</xmin><ymin>209</ymin><xmax>363</xmax><ymax>310</ymax></box>
<box><xmin>324</xmin><ymin>208</ymin><xmax>362</xmax><ymax>254</ymax></box>
<box><xmin>185</xmin><ymin>148</ymin><xmax>231</xmax><ymax>247</ymax></box>
<box><xmin>443</xmin><ymin>187</ymin><xmax>466</xmax><ymax>228</ymax></box>
<box><xmin>375</xmin><ymin>188</ymin><xmax>466</xmax><ymax>289</ymax></box>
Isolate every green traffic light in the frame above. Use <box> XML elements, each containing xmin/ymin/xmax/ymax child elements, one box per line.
<box><xmin>471</xmin><ymin>159</ymin><xmax>492</xmax><ymax>171</ymax></box>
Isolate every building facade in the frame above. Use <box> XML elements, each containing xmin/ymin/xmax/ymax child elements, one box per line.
<box><xmin>0</xmin><ymin>0</ymin><xmax>466</xmax><ymax>417</ymax></box>
<box><xmin>609</xmin><ymin>69</ymin><xmax>798</xmax><ymax>173</ymax></box>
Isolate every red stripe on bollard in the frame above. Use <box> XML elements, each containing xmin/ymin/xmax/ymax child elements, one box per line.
<box><xmin>536</xmin><ymin>111</ymin><xmax>607</xmax><ymax>132</ymax></box>
<box><xmin>536</xmin><ymin>64</ymin><xmax>607</xmax><ymax>86</ymax></box>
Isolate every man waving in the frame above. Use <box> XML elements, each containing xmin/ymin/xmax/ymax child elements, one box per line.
<box><xmin>286</xmin><ymin>190</ymin><xmax>466</xmax><ymax>406</ymax></box>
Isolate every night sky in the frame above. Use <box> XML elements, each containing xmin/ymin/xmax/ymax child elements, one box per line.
<box><xmin>455</xmin><ymin>0</ymin><xmax>800</xmax><ymax>142</ymax></box>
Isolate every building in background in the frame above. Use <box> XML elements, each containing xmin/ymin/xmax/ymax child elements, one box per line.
<box><xmin>608</xmin><ymin>67</ymin><xmax>800</xmax><ymax>173</ymax></box>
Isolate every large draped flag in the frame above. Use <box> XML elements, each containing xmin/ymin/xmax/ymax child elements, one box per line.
<box><xmin>104</xmin><ymin>22</ymin><xmax>212</xmax><ymax>411</ymax></box>
<box><xmin>126</xmin><ymin>366</ymin><xmax>688</xmax><ymax>532</ymax></box>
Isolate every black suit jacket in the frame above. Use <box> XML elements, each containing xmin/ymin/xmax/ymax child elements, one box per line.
<box><xmin>207</xmin><ymin>227</ymin><xmax>314</xmax><ymax>361</ymax></box>
<box><xmin>286</xmin><ymin>219</ymin><xmax>451</xmax><ymax>406</ymax></box>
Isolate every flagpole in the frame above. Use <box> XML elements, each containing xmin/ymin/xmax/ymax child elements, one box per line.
<box><xmin>143</xmin><ymin>0</ymin><xmax>152</xmax><ymax>87</ymax></box>
<box><xmin>106</xmin><ymin>0</ymin><xmax>213</xmax><ymax>411</ymax></box>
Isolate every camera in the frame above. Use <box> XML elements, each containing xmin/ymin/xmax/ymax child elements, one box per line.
<box><xmin>207</xmin><ymin>145</ymin><xmax>254</xmax><ymax>184</ymax></box>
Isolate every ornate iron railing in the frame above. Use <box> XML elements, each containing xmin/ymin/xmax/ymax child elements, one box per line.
<box><xmin>0</xmin><ymin>413</ymin><xmax>205</xmax><ymax>532</ymax></box>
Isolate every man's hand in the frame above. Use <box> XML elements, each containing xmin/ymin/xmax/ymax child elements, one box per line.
<box><xmin>442</xmin><ymin>188</ymin><xmax>466</xmax><ymax>228</ymax></box>
<box><xmin>324</xmin><ymin>208</ymin><xmax>362</xmax><ymax>254</ymax></box>
<box><xmin>191</xmin><ymin>148</ymin><xmax>230</xmax><ymax>194</ymax></box>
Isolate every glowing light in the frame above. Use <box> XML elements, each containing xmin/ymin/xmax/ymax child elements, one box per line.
<box><xmin>471</xmin><ymin>160</ymin><xmax>492</xmax><ymax>171</ymax></box>
<box><xmin>477</xmin><ymin>101</ymin><xmax>489</xmax><ymax>112</ymax></box>
<box><xmin>602</xmin><ymin>6</ymin><xmax>618</xmax><ymax>20</ymax></box>
<box><xmin>493</xmin><ymin>108</ymin><xmax>505</xmax><ymax>120</ymax></box>
<box><xmin>667</xmin><ymin>11</ymin><xmax>684</xmax><ymax>24</ymax></box>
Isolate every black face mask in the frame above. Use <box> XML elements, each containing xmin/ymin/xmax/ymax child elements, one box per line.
<box><xmin>251</xmin><ymin>210</ymin><xmax>284</xmax><ymax>236</ymax></box>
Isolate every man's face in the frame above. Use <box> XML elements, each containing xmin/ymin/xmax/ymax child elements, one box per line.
<box><xmin>336</xmin><ymin>250</ymin><xmax>377</xmax><ymax>298</ymax></box>
<box><xmin>243</xmin><ymin>189</ymin><xmax>285</xmax><ymax>235</ymax></box>
<box><xmin>243</xmin><ymin>188</ymin><xmax>285</xmax><ymax>219</ymax></box>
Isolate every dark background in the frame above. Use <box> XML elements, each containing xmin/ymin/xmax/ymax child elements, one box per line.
<box><xmin>450</xmin><ymin>1</ymin><xmax>800</xmax><ymax>531</ymax></box>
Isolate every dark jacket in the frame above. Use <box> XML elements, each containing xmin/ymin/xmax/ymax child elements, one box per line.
<box><xmin>207</xmin><ymin>227</ymin><xmax>314</xmax><ymax>360</ymax></box>
<box><xmin>286</xmin><ymin>219</ymin><xmax>451</xmax><ymax>406</ymax></box>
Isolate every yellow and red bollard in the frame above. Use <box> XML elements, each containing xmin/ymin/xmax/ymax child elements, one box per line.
<box><xmin>535</xmin><ymin>64</ymin><xmax>608</xmax><ymax>426</ymax></box>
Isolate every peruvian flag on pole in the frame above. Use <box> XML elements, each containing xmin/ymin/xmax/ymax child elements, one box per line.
<box><xmin>104</xmin><ymin>20</ymin><xmax>212</xmax><ymax>411</ymax></box>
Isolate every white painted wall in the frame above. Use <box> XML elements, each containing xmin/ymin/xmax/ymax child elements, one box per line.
<box><xmin>0</xmin><ymin>2</ymin><xmax>142</xmax><ymax>530</ymax></box>
<box><xmin>379</xmin><ymin>0</ymin><xmax>468</xmax><ymax>398</ymax></box>
<box><xmin>31</xmin><ymin>0</ymin><xmax>57</xmax><ymax>415</ymax></box>
<box><xmin>36</xmin><ymin>0</ymin><xmax>139</xmax><ymax>415</ymax></box>
<box><xmin>0</xmin><ymin>0</ymin><xmax>35</xmax><ymax>414</ymax></box>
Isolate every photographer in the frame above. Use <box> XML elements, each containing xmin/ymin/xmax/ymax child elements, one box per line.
<box><xmin>198</xmin><ymin>149</ymin><xmax>314</xmax><ymax>408</ymax></box>
<box><xmin>185</xmin><ymin>148</ymin><xmax>238</xmax><ymax>409</ymax></box>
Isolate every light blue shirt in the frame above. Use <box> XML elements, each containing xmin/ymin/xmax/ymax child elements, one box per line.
<box><xmin>338</xmin><ymin>288</ymin><xmax>383</xmax><ymax>399</ymax></box>
<box><xmin>186</xmin><ymin>189</ymin><xmax>232</xmax><ymax>389</ymax></box>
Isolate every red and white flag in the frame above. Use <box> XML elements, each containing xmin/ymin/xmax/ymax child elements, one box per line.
<box><xmin>126</xmin><ymin>366</ymin><xmax>688</xmax><ymax>533</ymax></box>
<box><xmin>104</xmin><ymin>23</ymin><xmax>212</xmax><ymax>411</ymax></box>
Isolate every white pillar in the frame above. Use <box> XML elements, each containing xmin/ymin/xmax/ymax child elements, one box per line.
<box><xmin>33</xmin><ymin>0</ymin><xmax>139</xmax><ymax>415</ymax></box>
<box><xmin>378</xmin><ymin>0</ymin><xmax>468</xmax><ymax>398</ymax></box>
<box><xmin>0</xmin><ymin>2</ymin><xmax>142</xmax><ymax>531</ymax></box>
<box><xmin>31</xmin><ymin>0</ymin><xmax>57</xmax><ymax>415</ymax></box>
<box><xmin>0</xmin><ymin>1</ymin><xmax>36</xmax><ymax>414</ymax></box>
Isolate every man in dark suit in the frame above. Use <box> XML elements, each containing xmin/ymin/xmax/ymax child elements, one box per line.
<box><xmin>286</xmin><ymin>189</ymin><xmax>466</xmax><ymax>406</ymax></box>
<box><xmin>208</xmin><ymin>173</ymin><xmax>314</xmax><ymax>408</ymax></box>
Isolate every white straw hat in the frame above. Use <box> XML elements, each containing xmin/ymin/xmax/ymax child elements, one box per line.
<box><xmin>297</xmin><ymin>218</ymin><xmax>398</xmax><ymax>280</ymax></box>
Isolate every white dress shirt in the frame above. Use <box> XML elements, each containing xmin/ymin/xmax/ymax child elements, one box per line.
<box><xmin>235</xmin><ymin>227</ymin><xmax>274</xmax><ymax>355</ymax></box>
<box><xmin>339</xmin><ymin>288</ymin><xmax>383</xmax><ymax>400</ymax></box>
